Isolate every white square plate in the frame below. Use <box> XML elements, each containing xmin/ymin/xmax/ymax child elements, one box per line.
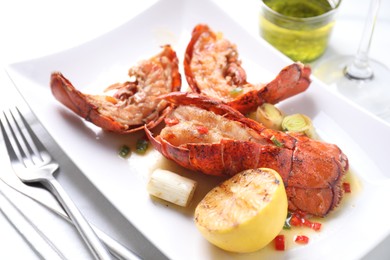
<box><xmin>6</xmin><ymin>0</ymin><xmax>390</xmax><ymax>259</ymax></box>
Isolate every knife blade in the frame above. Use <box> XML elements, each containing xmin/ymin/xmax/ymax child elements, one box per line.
<box><xmin>0</xmin><ymin>181</ymin><xmax>65</xmax><ymax>260</ymax></box>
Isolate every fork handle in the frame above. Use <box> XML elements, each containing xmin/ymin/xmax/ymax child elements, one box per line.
<box><xmin>44</xmin><ymin>177</ymin><xmax>113</xmax><ymax>260</ymax></box>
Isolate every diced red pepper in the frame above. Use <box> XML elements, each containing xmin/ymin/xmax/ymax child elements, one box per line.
<box><xmin>295</xmin><ymin>235</ymin><xmax>309</xmax><ymax>244</ymax></box>
<box><xmin>303</xmin><ymin>218</ymin><xmax>321</xmax><ymax>231</ymax></box>
<box><xmin>274</xmin><ymin>235</ymin><xmax>285</xmax><ymax>251</ymax></box>
<box><xmin>289</xmin><ymin>212</ymin><xmax>321</xmax><ymax>231</ymax></box>
<box><xmin>196</xmin><ymin>125</ymin><xmax>209</xmax><ymax>134</ymax></box>
<box><xmin>290</xmin><ymin>215</ymin><xmax>302</xmax><ymax>227</ymax></box>
<box><xmin>302</xmin><ymin>219</ymin><xmax>310</xmax><ymax>228</ymax></box>
<box><xmin>343</xmin><ymin>182</ymin><xmax>351</xmax><ymax>193</ymax></box>
<box><xmin>311</xmin><ymin>222</ymin><xmax>322</xmax><ymax>231</ymax></box>
<box><xmin>295</xmin><ymin>210</ymin><xmax>307</xmax><ymax>218</ymax></box>
<box><xmin>164</xmin><ymin>117</ymin><xmax>179</xmax><ymax>126</ymax></box>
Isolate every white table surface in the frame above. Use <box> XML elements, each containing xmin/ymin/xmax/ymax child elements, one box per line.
<box><xmin>0</xmin><ymin>0</ymin><xmax>389</xmax><ymax>259</ymax></box>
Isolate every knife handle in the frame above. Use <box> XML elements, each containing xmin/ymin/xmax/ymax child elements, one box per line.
<box><xmin>93</xmin><ymin>227</ymin><xmax>142</xmax><ymax>260</ymax></box>
<box><xmin>0</xmin><ymin>184</ymin><xmax>65</xmax><ymax>260</ymax></box>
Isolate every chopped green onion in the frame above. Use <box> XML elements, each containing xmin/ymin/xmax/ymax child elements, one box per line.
<box><xmin>283</xmin><ymin>212</ymin><xmax>292</xmax><ymax>230</ymax></box>
<box><xmin>270</xmin><ymin>135</ymin><xmax>283</xmax><ymax>147</ymax></box>
<box><xmin>136</xmin><ymin>139</ymin><xmax>149</xmax><ymax>154</ymax></box>
<box><xmin>119</xmin><ymin>145</ymin><xmax>131</xmax><ymax>158</ymax></box>
<box><xmin>229</xmin><ymin>87</ymin><xmax>243</xmax><ymax>97</ymax></box>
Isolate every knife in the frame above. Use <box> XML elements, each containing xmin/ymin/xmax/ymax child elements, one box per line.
<box><xmin>0</xmin><ymin>149</ymin><xmax>142</xmax><ymax>260</ymax></box>
<box><xmin>0</xmin><ymin>181</ymin><xmax>65</xmax><ymax>260</ymax></box>
<box><xmin>0</xmin><ymin>118</ymin><xmax>141</xmax><ymax>260</ymax></box>
<box><xmin>0</xmin><ymin>154</ymin><xmax>142</xmax><ymax>260</ymax></box>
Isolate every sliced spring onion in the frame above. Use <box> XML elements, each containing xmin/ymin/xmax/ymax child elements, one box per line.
<box><xmin>270</xmin><ymin>135</ymin><xmax>284</xmax><ymax>147</ymax></box>
<box><xmin>281</xmin><ymin>113</ymin><xmax>317</xmax><ymax>139</ymax></box>
<box><xmin>118</xmin><ymin>145</ymin><xmax>131</xmax><ymax>158</ymax></box>
<box><xmin>229</xmin><ymin>87</ymin><xmax>243</xmax><ymax>97</ymax></box>
<box><xmin>283</xmin><ymin>212</ymin><xmax>292</xmax><ymax>230</ymax></box>
<box><xmin>249</xmin><ymin>103</ymin><xmax>284</xmax><ymax>130</ymax></box>
<box><xmin>136</xmin><ymin>139</ymin><xmax>149</xmax><ymax>154</ymax></box>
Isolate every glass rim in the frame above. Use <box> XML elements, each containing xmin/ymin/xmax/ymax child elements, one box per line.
<box><xmin>260</xmin><ymin>0</ymin><xmax>341</xmax><ymax>22</ymax></box>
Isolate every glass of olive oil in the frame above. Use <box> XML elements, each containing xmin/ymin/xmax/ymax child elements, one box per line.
<box><xmin>260</xmin><ymin>0</ymin><xmax>341</xmax><ymax>63</ymax></box>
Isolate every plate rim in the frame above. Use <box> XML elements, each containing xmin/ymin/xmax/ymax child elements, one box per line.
<box><xmin>5</xmin><ymin>0</ymin><xmax>390</xmax><ymax>259</ymax></box>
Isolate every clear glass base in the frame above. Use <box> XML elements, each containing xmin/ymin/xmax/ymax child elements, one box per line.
<box><xmin>314</xmin><ymin>55</ymin><xmax>390</xmax><ymax>121</ymax></box>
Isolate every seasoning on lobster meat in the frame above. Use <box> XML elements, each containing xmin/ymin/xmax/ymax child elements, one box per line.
<box><xmin>184</xmin><ymin>24</ymin><xmax>311</xmax><ymax>114</ymax></box>
<box><xmin>50</xmin><ymin>45</ymin><xmax>181</xmax><ymax>133</ymax></box>
<box><xmin>145</xmin><ymin>92</ymin><xmax>349</xmax><ymax>217</ymax></box>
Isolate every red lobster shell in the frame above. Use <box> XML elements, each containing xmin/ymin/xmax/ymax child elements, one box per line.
<box><xmin>184</xmin><ymin>24</ymin><xmax>311</xmax><ymax>114</ymax></box>
<box><xmin>145</xmin><ymin>92</ymin><xmax>349</xmax><ymax>217</ymax></box>
<box><xmin>50</xmin><ymin>45</ymin><xmax>181</xmax><ymax>133</ymax></box>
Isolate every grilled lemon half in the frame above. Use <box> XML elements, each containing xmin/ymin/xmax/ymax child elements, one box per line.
<box><xmin>194</xmin><ymin>168</ymin><xmax>288</xmax><ymax>253</ymax></box>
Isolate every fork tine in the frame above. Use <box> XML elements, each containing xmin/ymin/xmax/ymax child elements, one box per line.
<box><xmin>8</xmin><ymin>109</ymin><xmax>37</xmax><ymax>161</ymax></box>
<box><xmin>10</xmin><ymin>109</ymin><xmax>36</xmax><ymax>155</ymax></box>
<box><xmin>14</xmin><ymin>107</ymin><xmax>45</xmax><ymax>162</ymax></box>
<box><xmin>0</xmin><ymin>114</ymin><xmax>21</xmax><ymax>165</ymax></box>
<box><xmin>1</xmin><ymin>108</ymin><xmax>44</xmax><ymax>166</ymax></box>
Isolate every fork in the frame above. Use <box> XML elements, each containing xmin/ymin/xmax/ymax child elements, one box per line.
<box><xmin>0</xmin><ymin>107</ymin><xmax>112</xmax><ymax>260</ymax></box>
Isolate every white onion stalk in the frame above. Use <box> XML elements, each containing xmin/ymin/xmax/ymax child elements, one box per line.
<box><xmin>147</xmin><ymin>169</ymin><xmax>197</xmax><ymax>207</ymax></box>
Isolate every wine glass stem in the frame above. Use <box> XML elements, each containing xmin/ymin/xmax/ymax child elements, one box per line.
<box><xmin>345</xmin><ymin>0</ymin><xmax>381</xmax><ymax>80</ymax></box>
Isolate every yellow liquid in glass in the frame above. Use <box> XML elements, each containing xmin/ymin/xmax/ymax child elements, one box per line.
<box><xmin>260</xmin><ymin>0</ymin><xmax>336</xmax><ymax>63</ymax></box>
